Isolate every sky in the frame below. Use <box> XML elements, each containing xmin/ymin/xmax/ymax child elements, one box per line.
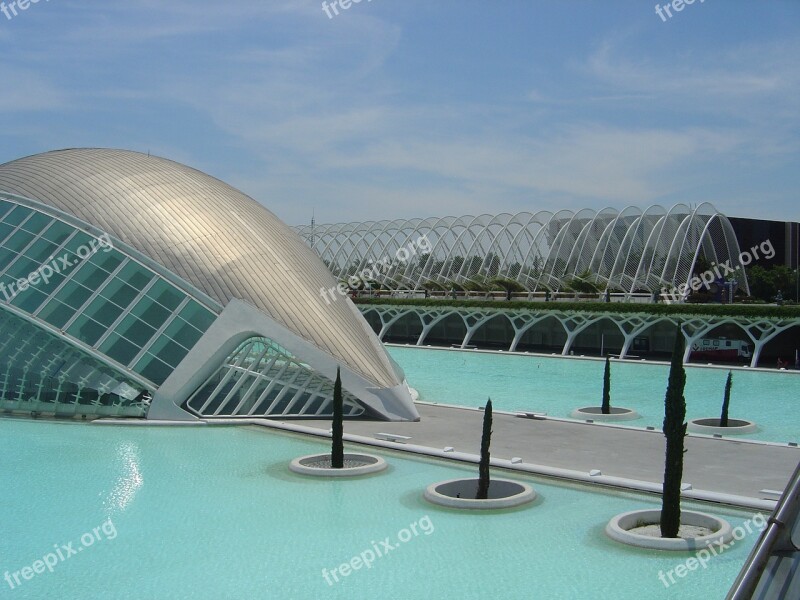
<box><xmin>0</xmin><ymin>0</ymin><xmax>798</xmax><ymax>227</ymax></box>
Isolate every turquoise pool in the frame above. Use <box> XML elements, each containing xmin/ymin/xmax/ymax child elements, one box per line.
<box><xmin>388</xmin><ymin>346</ymin><xmax>800</xmax><ymax>444</ymax></box>
<box><xmin>1</xmin><ymin>419</ymin><xmax>758</xmax><ymax>599</ymax></box>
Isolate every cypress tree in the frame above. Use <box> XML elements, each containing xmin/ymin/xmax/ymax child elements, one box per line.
<box><xmin>661</xmin><ymin>323</ymin><xmax>687</xmax><ymax>538</ymax></box>
<box><xmin>331</xmin><ymin>367</ymin><xmax>344</xmax><ymax>469</ymax></box>
<box><xmin>476</xmin><ymin>399</ymin><xmax>493</xmax><ymax>500</ymax></box>
<box><xmin>720</xmin><ymin>371</ymin><xmax>732</xmax><ymax>427</ymax></box>
<box><xmin>601</xmin><ymin>356</ymin><xmax>611</xmax><ymax>414</ymax></box>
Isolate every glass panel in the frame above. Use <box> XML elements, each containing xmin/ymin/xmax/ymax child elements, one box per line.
<box><xmin>117</xmin><ymin>261</ymin><xmax>154</xmax><ymax>291</ymax></box>
<box><xmin>133</xmin><ymin>353</ymin><xmax>173</xmax><ymax>385</ymax></box>
<box><xmin>0</xmin><ymin>222</ymin><xmax>14</xmax><ymax>244</ymax></box>
<box><xmin>41</xmin><ymin>220</ymin><xmax>74</xmax><ymax>245</ymax></box>
<box><xmin>99</xmin><ymin>334</ymin><xmax>142</xmax><ymax>366</ymax></box>
<box><xmin>35</xmin><ymin>270</ymin><xmax>68</xmax><ymax>297</ymax></box>
<box><xmin>63</xmin><ymin>231</ymin><xmax>93</xmax><ymax>254</ymax></box>
<box><xmin>130</xmin><ymin>296</ymin><xmax>171</xmax><ymax>328</ymax></box>
<box><xmin>84</xmin><ymin>297</ymin><xmax>124</xmax><ymax>328</ymax></box>
<box><xmin>164</xmin><ymin>317</ymin><xmax>203</xmax><ymax>349</ymax></box>
<box><xmin>4</xmin><ymin>256</ymin><xmax>38</xmax><ymax>280</ymax></box>
<box><xmin>54</xmin><ymin>280</ymin><xmax>93</xmax><ymax>309</ymax></box>
<box><xmin>10</xmin><ymin>287</ymin><xmax>48</xmax><ymax>313</ymax></box>
<box><xmin>66</xmin><ymin>314</ymin><xmax>106</xmax><ymax>346</ymax></box>
<box><xmin>22</xmin><ymin>238</ymin><xmax>59</xmax><ymax>264</ymax></box>
<box><xmin>86</xmin><ymin>249</ymin><xmax>124</xmax><ymax>274</ymax></box>
<box><xmin>147</xmin><ymin>336</ymin><xmax>189</xmax><ymax>368</ymax></box>
<box><xmin>20</xmin><ymin>212</ymin><xmax>53</xmax><ymax>235</ymax></box>
<box><xmin>38</xmin><ymin>299</ymin><xmax>76</xmax><ymax>329</ymax></box>
<box><xmin>145</xmin><ymin>279</ymin><xmax>185</xmax><ymax>311</ymax></box>
<box><xmin>99</xmin><ymin>277</ymin><xmax>138</xmax><ymax>309</ymax></box>
<box><xmin>179</xmin><ymin>301</ymin><xmax>216</xmax><ymax>332</ymax></box>
<box><xmin>0</xmin><ymin>200</ymin><xmax>13</xmax><ymax>219</ymax></box>
<box><xmin>2</xmin><ymin>205</ymin><xmax>33</xmax><ymax>226</ymax></box>
<box><xmin>114</xmin><ymin>314</ymin><xmax>157</xmax><ymax>347</ymax></box>
<box><xmin>72</xmin><ymin>263</ymin><xmax>113</xmax><ymax>289</ymax></box>
<box><xmin>2</xmin><ymin>229</ymin><xmax>35</xmax><ymax>252</ymax></box>
<box><xmin>0</xmin><ymin>247</ymin><xmax>16</xmax><ymax>268</ymax></box>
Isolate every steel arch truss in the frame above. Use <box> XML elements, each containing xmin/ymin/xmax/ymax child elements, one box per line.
<box><xmin>297</xmin><ymin>204</ymin><xmax>749</xmax><ymax>295</ymax></box>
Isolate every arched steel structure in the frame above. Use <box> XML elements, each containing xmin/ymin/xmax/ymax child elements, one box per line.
<box><xmin>298</xmin><ymin>204</ymin><xmax>749</xmax><ymax>296</ymax></box>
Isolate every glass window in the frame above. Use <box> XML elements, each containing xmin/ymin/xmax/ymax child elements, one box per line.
<box><xmin>99</xmin><ymin>277</ymin><xmax>139</xmax><ymax>309</ymax></box>
<box><xmin>0</xmin><ymin>200</ymin><xmax>13</xmax><ymax>219</ymax></box>
<box><xmin>22</xmin><ymin>238</ymin><xmax>59</xmax><ymax>264</ymax></box>
<box><xmin>3</xmin><ymin>205</ymin><xmax>33</xmax><ymax>227</ymax></box>
<box><xmin>117</xmin><ymin>261</ymin><xmax>154</xmax><ymax>291</ymax></box>
<box><xmin>148</xmin><ymin>337</ymin><xmax>189</xmax><ymax>368</ymax></box>
<box><xmin>54</xmin><ymin>280</ymin><xmax>93</xmax><ymax>309</ymax></box>
<box><xmin>145</xmin><ymin>279</ymin><xmax>185</xmax><ymax>311</ymax></box>
<box><xmin>86</xmin><ymin>249</ymin><xmax>124</xmax><ymax>274</ymax></box>
<box><xmin>66</xmin><ymin>314</ymin><xmax>106</xmax><ymax>346</ymax></box>
<box><xmin>63</xmin><ymin>231</ymin><xmax>93</xmax><ymax>254</ymax></box>
<box><xmin>0</xmin><ymin>222</ymin><xmax>15</xmax><ymax>244</ymax></box>
<box><xmin>179</xmin><ymin>301</ymin><xmax>216</xmax><ymax>332</ymax></box>
<box><xmin>4</xmin><ymin>256</ymin><xmax>38</xmax><ymax>280</ymax></box>
<box><xmin>41</xmin><ymin>221</ymin><xmax>74</xmax><ymax>245</ymax></box>
<box><xmin>38</xmin><ymin>299</ymin><xmax>76</xmax><ymax>329</ymax></box>
<box><xmin>164</xmin><ymin>317</ymin><xmax>203</xmax><ymax>349</ymax></box>
<box><xmin>114</xmin><ymin>314</ymin><xmax>157</xmax><ymax>347</ymax></box>
<box><xmin>20</xmin><ymin>212</ymin><xmax>53</xmax><ymax>235</ymax></box>
<box><xmin>72</xmin><ymin>263</ymin><xmax>113</xmax><ymax>289</ymax></box>
<box><xmin>0</xmin><ymin>247</ymin><xmax>16</xmax><ymax>268</ymax></box>
<box><xmin>3</xmin><ymin>229</ymin><xmax>35</xmax><ymax>252</ymax></box>
<box><xmin>84</xmin><ymin>297</ymin><xmax>124</xmax><ymax>328</ymax></box>
<box><xmin>99</xmin><ymin>334</ymin><xmax>142</xmax><ymax>366</ymax></box>
<box><xmin>10</xmin><ymin>287</ymin><xmax>48</xmax><ymax>313</ymax></box>
<box><xmin>35</xmin><ymin>270</ymin><xmax>68</xmax><ymax>297</ymax></box>
<box><xmin>133</xmin><ymin>353</ymin><xmax>173</xmax><ymax>385</ymax></box>
<box><xmin>130</xmin><ymin>296</ymin><xmax>171</xmax><ymax>328</ymax></box>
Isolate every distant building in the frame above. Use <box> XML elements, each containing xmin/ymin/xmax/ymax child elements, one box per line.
<box><xmin>729</xmin><ymin>217</ymin><xmax>799</xmax><ymax>269</ymax></box>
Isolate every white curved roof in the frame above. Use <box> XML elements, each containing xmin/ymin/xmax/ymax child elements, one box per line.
<box><xmin>0</xmin><ymin>148</ymin><xmax>399</xmax><ymax>388</ymax></box>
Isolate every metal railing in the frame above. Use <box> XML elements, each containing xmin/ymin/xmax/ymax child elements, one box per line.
<box><xmin>727</xmin><ymin>459</ymin><xmax>800</xmax><ymax>599</ymax></box>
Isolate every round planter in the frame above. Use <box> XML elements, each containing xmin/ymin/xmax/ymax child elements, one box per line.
<box><xmin>687</xmin><ymin>418</ymin><xmax>758</xmax><ymax>435</ymax></box>
<box><xmin>424</xmin><ymin>478</ymin><xmax>536</xmax><ymax>509</ymax></box>
<box><xmin>289</xmin><ymin>453</ymin><xmax>387</xmax><ymax>477</ymax></box>
<box><xmin>571</xmin><ymin>406</ymin><xmax>640</xmax><ymax>421</ymax></box>
<box><xmin>606</xmin><ymin>509</ymin><xmax>733</xmax><ymax>550</ymax></box>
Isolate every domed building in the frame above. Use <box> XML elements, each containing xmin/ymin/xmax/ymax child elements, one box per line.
<box><xmin>0</xmin><ymin>149</ymin><xmax>418</xmax><ymax>422</ymax></box>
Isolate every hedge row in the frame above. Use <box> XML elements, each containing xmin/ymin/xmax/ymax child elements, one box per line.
<box><xmin>353</xmin><ymin>297</ymin><xmax>800</xmax><ymax>319</ymax></box>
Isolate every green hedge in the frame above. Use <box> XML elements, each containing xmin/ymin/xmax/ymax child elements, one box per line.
<box><xmin>353</xmin><ymin>297</ymin><xmax>800</xmax><ymax>319</ymax></box>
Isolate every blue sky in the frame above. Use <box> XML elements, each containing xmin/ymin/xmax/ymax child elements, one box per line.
<box><xmin>0</xmin><ymin>0</ymin><xmax>798</xmax><ymax>226</ymax></box>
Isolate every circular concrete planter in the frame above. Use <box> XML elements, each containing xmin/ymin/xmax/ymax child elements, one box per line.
<box><xmin>424</xmin><ymin>478</ymin><xmax>536</xmax><ymax>509</ymax></box>
<box><xmin>289</xmin><ymin>453</ymin><xmax>387</xmax><ymax>477</ymax></box>
<box><xmin>571</xmin><ymin>406</ymin><xmax>640</xmax><ymax>421</ymax></box>
<box><xmin>687</xmin><ymin>418</ymin><xmax>758</xmax><ymax>435</ymax></box>
<box><xmin>606</xmin><ymin>509</ymin><xmax>733</xmax><ymax>550</ymax></box>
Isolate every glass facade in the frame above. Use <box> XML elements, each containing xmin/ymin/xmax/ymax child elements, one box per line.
<box><xmin>185</xmin><ymin>337</ymin><xmax>365</xmax><ymax>418</ymax></box>
<box><xmin>0</xmin><ymin>199</ymin><xmax>218</xmax><ymax>393</ymax></box>
<box><xmin>0</xmin><ymin>310</ymin><xmax>149</xmax><ymax>417</ymax></box>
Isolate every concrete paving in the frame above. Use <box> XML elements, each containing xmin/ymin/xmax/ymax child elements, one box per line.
<box><xmin>298</xmin><ymin>403</ymin><xmax>800</xmax><ymax>503</ymax></box>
